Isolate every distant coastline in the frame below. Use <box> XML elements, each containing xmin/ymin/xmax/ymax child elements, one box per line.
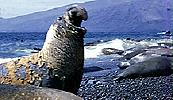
<box><xmin>0</xmin><ymin>0</ymin><xmax>172</xmax><ymax>32</ymax></box>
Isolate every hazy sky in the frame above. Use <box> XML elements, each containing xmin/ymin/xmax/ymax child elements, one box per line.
<box><xmin>0</xmin><ymin>0</ymin><xmax>94</xmax><ymax>18</ymax></box>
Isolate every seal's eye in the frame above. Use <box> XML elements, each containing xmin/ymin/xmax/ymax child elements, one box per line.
<box><xmin>70</xmin><ymin>10</ymin><xmax>78</xmax><ymax>17</ymax></box>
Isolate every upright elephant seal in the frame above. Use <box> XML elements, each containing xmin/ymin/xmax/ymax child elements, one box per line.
<box><xmin>0</xmin><ymin>5</ymin><xmax>88</xmax><ymax>94</ymax></box>
<box><xmin>114</xmin><ymin>57</ymin><xmax>172</xmax><ymax>81</ymax></box>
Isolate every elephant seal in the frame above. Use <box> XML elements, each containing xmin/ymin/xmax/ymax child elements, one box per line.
<box><xmin>0</xmin><ymin>84</ymin><xmax>82</xmax><ymax>100</ymax></box>
<box><xmin>114</xmin><ymin>57</ymin><xmax>172</xmax><ymax>81</ymax></box>
<box><xmin>0</xmin><ymin>5</ymin><xmax>88</xmax><ymax>94</ymax></box>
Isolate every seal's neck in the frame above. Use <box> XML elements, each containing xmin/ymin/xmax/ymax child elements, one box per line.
<box><xmin>39</xmin><ymin>19</ymin><xmax>85</xmax><ymax>66</ymax></box>
<box><xmin>63</xmin><ymin>14</ymin><xmax>82</xmax><ymax>27</ymax></box>
<box><xmin>39</xmin><ymin>25</ymin><xmax>58</xmax><ymax>63</ymax></box>
<box><xmin>42</xmin><ymin>25</ymin><xmax>58</xmax><ymax>48</ymax></box>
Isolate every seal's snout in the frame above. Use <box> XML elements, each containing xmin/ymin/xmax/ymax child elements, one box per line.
<box><xmin>78</xmin><ymin>6</ymin><xmax>88</xmax><ymax>21</ymax></box>
<box><xmin>80</xmin><ymin>8</ymin><xmax>88</xmax><ymax>21</ymax></box>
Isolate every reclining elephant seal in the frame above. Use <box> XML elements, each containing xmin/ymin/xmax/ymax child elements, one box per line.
<box><xmin>114</xmin><ymin>57</ymin><xmax>172</xmax><ymax>81</ymax></box>
<box><xmin>0</xmin><ymin>5</ymin><xmax>88</xmax><ymax>94</ymax></box>
<box><xmin>0</xmin><ymin>84</ymin><xmax>82</xmax><ymax>100</ymax></box>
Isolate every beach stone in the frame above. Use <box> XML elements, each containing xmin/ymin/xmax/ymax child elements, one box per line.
<box><xmin>0</xmin><ymin>84</ymin><xmax>82</xmax><ymax>100</ymax></box>
<box><xmin>115</xmin><ymin>57</ymin><xmax>172</xmax><ymax>80</ymax></box>
<box><xmin>87</xmin><ymin>79</ymin><xmax>97</xmax><ymax>84</ymax></box>
<box><xmin>0</xmin><ymin>5</ymin><xmax>88</xmax><ymax>94</ymax></box>
<box><xmin>31</xmin><ymin>48</ymin><xmax>41</xmax><ymax>53</ymax></box>
<box><xmin>126</xmin><ymin>38</ymin><xmax>131</xmax><ymax>40</ymax></box>
<box><xmin>117</xmin><ymin>61</ymin><xmax>130</xmax><ymax>69</ymax></box>
<box><xmin>145</xmin><ymin>46</ymin><xmax>173</xmax><ymax>56</ymax></box>
<box><xmin>84</xmin><ymin>40</ymin><xmax>105</xmax><ymax>46</ymax></box>
<box><xmin>102</xmin><ymin>48</ymin><xmax>124</xmax><ymax>55</ymax></box>
<box><xmin>33</xmin><ymin>47</ymin><xmax>41</xmax><ymax>51</ymax></box>
<box><xmin>121</xmin><ymin>49</ymin><xmax>146</xmax><ymax>60</ymax></box>
<box><xmin>158</xmin><ymin>42</ymin><xmax>173</xmax><ymax>47</ymax></box>
<box><xmin>84</xmin><ymin>66</ymin><xmax>104</xmax><ymax>73</ymax></box>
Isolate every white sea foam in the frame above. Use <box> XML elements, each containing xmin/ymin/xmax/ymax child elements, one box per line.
<box><xmin>15</xmin><ymin>49</ymin><xmax>38</xmax><ymax>54</ymax></box>
<box><xmin>0</xmin><ymin>49</ymin><xmax>37</xmax><ymax>64</ymax></box>
<box><xmin>84</xmin><ymin>39</ymin><xmax>124</xmax><ymax>59</ymax></box>
<box><xmin>84</xmin><ymin>38</ymin><xmax>166</xmax><ymax>59</ymax></box>
<box><xmin>0</xmin><ymin>58</ymin><xmax>19</xmax><ymax>64</ymax></box>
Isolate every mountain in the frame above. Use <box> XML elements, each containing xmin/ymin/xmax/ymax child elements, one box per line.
<box><xmin>0</xmin><ymin>0</ymin><xmax>172</xmax><ymax>32</ymax></box>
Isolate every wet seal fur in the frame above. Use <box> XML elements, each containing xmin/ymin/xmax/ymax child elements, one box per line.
<box><xmin>0</xmin><ymin>5</ymin><xmax>88</xmax><ymax>94</ymax></box>
<box><xmin>114</xmin><ymin>57</ymin><xmax>172</xmax><ymax>81</ymax></box>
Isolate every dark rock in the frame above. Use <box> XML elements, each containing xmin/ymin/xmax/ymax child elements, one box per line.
<box><xmin>135</xmin><ymin>39</ymin><xmax>142</xmax><ymax>42</ymax></box>
<box><xmin>121</xmin><ymin>49</ymin><xmax>146</xmax><ymax>60</ymax></box>
<box><xmin>84</xmin><ymin>40</ymin><xmax>105</xmax><ymax>46</ymax></box>
<box><xmin>126</xmin><ymin>38</ymin><xmax>131</xmax><ymax>40</ymax></box>
<box><xmin>161</xmin><ymin>54</ymin><xmax>173</xmax><ymax>57</ymax></box>
<box><xmin>157</xmin><ymin>42</ymin><xmax>173</xmax><ymax>47</ymax></box>
<box><xmin>145</xmin><ymin>47</ymin><xmax>173</xmax><ymax>56</ymax></box>
<box><xmin>84</xmin><ymin>66</ymin><xmax>104</xmax><ymax>73</ymax></box>
<box><xmin>84</xmin><ymin>42</ymin><xmax>96</xmax><ymax>46</ymax></box>
<box><xmin>33</xmin><ymin>47</ymin><xmax>42</xmax><ymax>51</ymax></box>
<box><xmin>31</xmin><ymin>48</ymin><xmax>42</xmax><ymax>53</ymax></box>
<box><xmin>0</xmin><ymin>84</ymin><xmax>82</xmax><ymax>100</ymax></box>
<box><xmin>115</xmin><ymin>57</ymin><xmax>172</xmax><ymax>80</ymax></box>
<box><xmin>165</xmin><ymin>30</ymin><xmax>171</xmax><ymax>36</ymax></box>
<box><xmin>147</xmin><ymin>46</ymin><xmax>166</xmax><ymax>49</ymax></box>
<box><xmin>87</xmin><ymin>79</ymin><xmax>97</xmax><ymax>84</ymax></box>
<box><xmin>102</xmin><ymin>48</ymin><xmax>124</xmax><ymax>55</ymax></box>
<box><xmin>117</xmin><ymin>61</ymin><xmax>130</xmax><ymax>69</ymax></box>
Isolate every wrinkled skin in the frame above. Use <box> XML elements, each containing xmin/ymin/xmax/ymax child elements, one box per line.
<box><xmin>0</xmin><ymin>5</ymin><xmax>88</xmax><ymax>94</ymax></box>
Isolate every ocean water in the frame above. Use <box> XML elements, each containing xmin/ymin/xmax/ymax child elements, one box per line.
<box><xmin>0</xmin><ymin>32</ymin><xmax>172</xmax><ymax>68</ymax></box>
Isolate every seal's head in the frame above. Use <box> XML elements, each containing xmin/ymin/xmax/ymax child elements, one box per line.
<box><xmin>44</xmin><ymin>5</ymin><xmax>88</xmax><ymax>47</ymax></box>
<box><xmin>63</xmin><ymin>5</ymin><xmax>88</xmax><ymax>27</ymax></box>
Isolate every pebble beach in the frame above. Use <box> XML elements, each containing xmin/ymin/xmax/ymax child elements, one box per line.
<box><xmin>78</xmin><ymin>71</ymin><xmax>173</xmax><ymax>100</ymax></box>
<box><xmin>78</xmin><ymin>36</ymin><xmax>173</xmax><ymax>100</ymax></box>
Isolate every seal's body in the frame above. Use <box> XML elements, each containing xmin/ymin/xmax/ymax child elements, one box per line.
<box><xmin>114</xmin><ymin>57</ymin><xmax>172</xmax><ymax>81</ymax></box>
<box><xmin>0</xmin><ymin>5</ymin><xmax>88</xmax><ymax>94</ymax></box>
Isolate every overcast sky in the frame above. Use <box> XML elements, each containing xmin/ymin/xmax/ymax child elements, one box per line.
<box><xmin>0</xmin><ymin>0</ymin><xmax>94</xmax><ymax>18</ymax></box>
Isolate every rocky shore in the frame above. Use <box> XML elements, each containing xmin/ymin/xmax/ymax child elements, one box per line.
<box><xmin>78</xmin><ymin>39</ymin><xmax>173</xmax><ymax>100</ymax></box>
<box><xmin>78</xmin><ymin>72</ymin><xmax>173</xmax><ymax>100</ymax></box>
